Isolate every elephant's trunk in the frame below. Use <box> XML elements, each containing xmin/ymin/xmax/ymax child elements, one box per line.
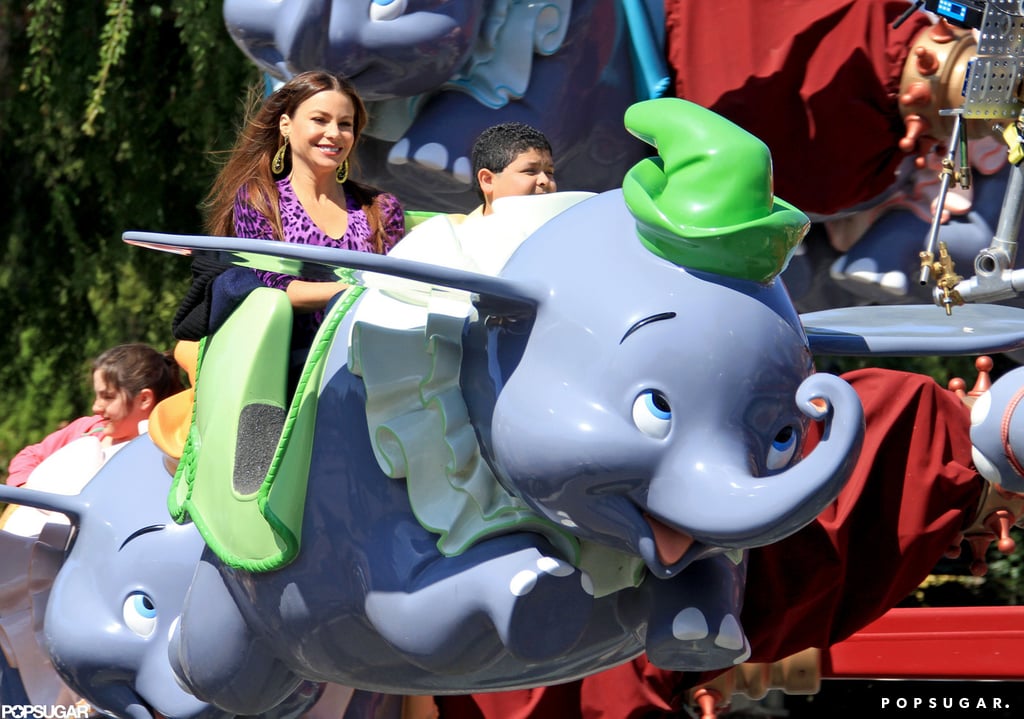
<box><xmin>647</xmin><ymin>372</ymin><xmax>864</xmax><ymax>550</ymax></box>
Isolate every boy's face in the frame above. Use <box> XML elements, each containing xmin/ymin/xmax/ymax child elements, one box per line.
<box><xmin>479</xmin><ymin>148</ymin><xmax>557</xmax><ymax>212</ymax></box>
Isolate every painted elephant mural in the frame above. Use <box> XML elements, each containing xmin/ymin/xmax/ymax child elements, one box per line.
<box><xmin>221</xmin><ymin>0</ymin><xmax>661</xmax><ymax>211</ymax></box>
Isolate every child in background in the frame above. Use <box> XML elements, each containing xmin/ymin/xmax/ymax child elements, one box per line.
<box><xmin>5</xmin><ymin>343</ymin><xmax>184</xmax><ymax>489</ymax></box>
<box><xmin>0</xmin><ymin>342</ymin><xmax>185</xmax><ymax>716</ymax></box>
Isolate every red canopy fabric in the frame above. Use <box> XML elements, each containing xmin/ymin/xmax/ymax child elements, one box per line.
<box><xmin>663</xmin><ymin>0</ymin><xmax>931</xmax><ymax>216</ymax></box>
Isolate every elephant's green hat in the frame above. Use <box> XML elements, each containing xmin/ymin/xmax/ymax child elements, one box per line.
<box><xmin>623</xmin><ymin>98</ymin><xmax>809</xmax><ymax>283</ymax></box>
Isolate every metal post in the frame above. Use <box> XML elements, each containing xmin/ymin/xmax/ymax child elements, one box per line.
<box><xmin>989</xmin><ymin>158</ymin><xmax>1024</xmax><ymax>265</ymax></box>
<box><xmin>919</xmin><ymin>111</ymin><xmax>963</xmax><ymax>286</ymax></box>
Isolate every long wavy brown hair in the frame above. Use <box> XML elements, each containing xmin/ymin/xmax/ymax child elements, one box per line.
<box><xmin>204</xmin><ymin>70</ymin><xmax>390</xmax><ymax>253</ymax></box>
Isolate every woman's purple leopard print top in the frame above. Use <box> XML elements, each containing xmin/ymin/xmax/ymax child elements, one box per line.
<box><xmin>234</xmin><ymin>177</ymin><xmax>404</xmax><ymax>273</ymax></box>
<box><xmin>233</xmin><ymin>176</ymin><xmax>405</xmax><ymax>339</ymax></box>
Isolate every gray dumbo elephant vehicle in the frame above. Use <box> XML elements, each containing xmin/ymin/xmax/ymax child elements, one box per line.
<box><xmin>114</xmin><ymin>98</ymin><xmax>865</xmax><ymax>713</ymax></box>
<box><xmin>113</xmin><ymin>97</ymin><xmax>1024</xmax><ymax>714</ymax></box>
<box><xmin>0</xmin><ymin>437</ymin><xmax>255</xmax><ymax>719</ymax></box>
<box><xmin>9</xmin><ymin>97</ymin><xmax>1024</xmax><ymax>719</ymax></box>
<box><xmin>0</xmin><ymin>435</ymin><xmax>338</xmax><ymax>718</ymax></box>
<box><xmin>125</xmin><ymin>97</ymin><xmax>872</xmax><ymax>716</ymax></box>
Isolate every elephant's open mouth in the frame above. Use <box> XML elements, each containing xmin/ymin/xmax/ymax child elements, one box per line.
<box><xmin>642</xmin><ymin>514</ymin><xmax>703</xmax><ymax>576</ymax></box>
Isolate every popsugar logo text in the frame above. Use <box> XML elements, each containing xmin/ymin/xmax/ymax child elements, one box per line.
<box><xmin>1</xmin><ymin>706</ymin><xmax>91</xmax><ymax>719</ymax></box>
<box><xmin>881</xmin><ymin>696</ymin><xmax>1008</xmax><ymax>710</ymax></box>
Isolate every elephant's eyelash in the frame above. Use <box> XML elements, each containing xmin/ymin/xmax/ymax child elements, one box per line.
<box><xmin>620</xmin><ymin>312</ymin><xmax>676</xmax><ymax>344</ymax></box>
<box><xmin>119</xmin><ymin>524</ymin><xmax>166</xmax><ymax>551</ymax></box>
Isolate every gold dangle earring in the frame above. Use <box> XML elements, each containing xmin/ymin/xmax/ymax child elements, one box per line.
<box><xmin>272</xmin><ymin>135</ymin><xmax>289</xmax><ymax>175</ymax></box>
<box><xmin>336</xmin><ymin>158</ymin><xmax>349</xmax><ymax>184</ymax></box>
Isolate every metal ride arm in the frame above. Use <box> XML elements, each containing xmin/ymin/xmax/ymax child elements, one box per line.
<box><xmin>915</xmin><ymin>0</ymin><xmax>1024</xmax><ymax>311</ymax></box>
<box><xmin>919</xmin><ymin>107</ymin><xmax>968</xmax><ymax>314</ymax></box>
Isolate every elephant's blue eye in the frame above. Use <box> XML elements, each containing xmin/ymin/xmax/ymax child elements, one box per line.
<box><xmin>632</xmin><ymin>390</ymin><xmax>671</xmax><ymax>439</ymax></box>
<box><xmin>123</xmin><ymin>592</ymin><xmax>157</xmax><ymax>638</ymax></box>
<box><xmin>370</xmin><ymin>0</ymin><xmax>407</xmax><ymax>21</ymax></box>
<box><xmin>766</xmin><ymin>425</ymin><xmax>798</xmax><ymax>470</ymax></box>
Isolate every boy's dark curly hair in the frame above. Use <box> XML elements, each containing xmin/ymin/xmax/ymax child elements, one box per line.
<box><xmin>470</xmin><ymin>122</ymin><xmax>553</xmax><ymax>200</ymax></box>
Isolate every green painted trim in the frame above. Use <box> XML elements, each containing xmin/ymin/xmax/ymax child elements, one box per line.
<box><xmin>168</xmin><ymin>335</ymin><xmax>206</xmax><ymax>524</ymax></box>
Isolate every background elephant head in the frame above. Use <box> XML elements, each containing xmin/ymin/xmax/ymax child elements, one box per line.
<box><xmin>1</xmin><ymin>437</ymin><xmax>229</xmax><ymax>719</ymax></box>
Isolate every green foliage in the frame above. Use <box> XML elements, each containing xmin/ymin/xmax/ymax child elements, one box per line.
<box><xmin>0</xmin><ymin>0</ymin><xmax>258</xmax><ymax>473</ymax></box>
<box><xmin>983</xmin><ymin>528</ymin><xmax>1024</xmax><ymax>605</ymax></box>
<box><xmin>817</xmin><ymin>354</ymin><xmax>982</xmax><ymax>387</ymax></box>
<box><xmin>901</xmin><ymin>528</ymin><xmax>1024</xmax><ymax>608</ymax></box>
<box><xmin>83</xmin><ymin>0</ymin><xmax>135</xmax><ymax>136</ymax></box>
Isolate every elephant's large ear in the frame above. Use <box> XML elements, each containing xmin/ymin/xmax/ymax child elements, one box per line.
<box><xmin>0</xmin><ymin>485</ymin><xmax>85</xmax><ymax>522</ymax></box>
<box><xmin>802</xmin><ymin>304</ymin><xmax>1024</xmax><ymax>356</ymax></box>
<box><xmin>122</xmin><ymin>231</ymin><xmax>542</xmax><ymax>317</ymax></box>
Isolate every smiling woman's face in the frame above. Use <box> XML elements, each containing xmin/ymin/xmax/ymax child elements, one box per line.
<box><xmin>280</xmin><ymin>90</ymin><xmax>357</xmax><ymax>178</ymax></box>
<box><xmin>91</xmin><ymin>370</ymin><xmax>151</xmax><ymax>444</ymax></box>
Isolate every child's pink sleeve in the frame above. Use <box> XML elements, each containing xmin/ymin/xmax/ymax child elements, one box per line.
<box><xmin>6</xmin><ymin>416</ymin><xmax>106</xmax><ymax>486</ymax></box>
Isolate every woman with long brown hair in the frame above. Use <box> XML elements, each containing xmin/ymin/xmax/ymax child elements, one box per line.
<box><xmin>174</xmin><ymin>70</ymin><xmax>405</xmax><ymax>347</ymax></box>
